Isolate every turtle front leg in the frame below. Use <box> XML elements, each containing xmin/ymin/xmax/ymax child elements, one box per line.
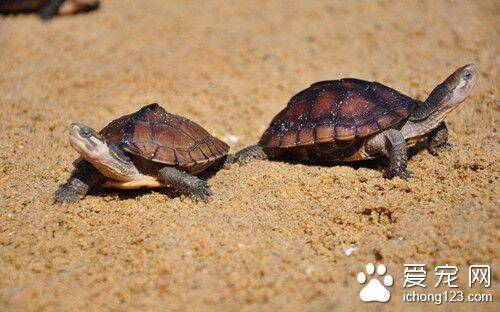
<box><xmin>427</xmin><ymin>122</ymin><xmax>451</xmax><ymax>156</ymax></box>
<box><xmin>365</xmin><ymin>129</ymin><xmax>412</xmax><ymax>180</ymax></box>
<box><xmin>54</xmin><ymin>161</ymin><xmax>105</xmax><ymax>203</ymax></box>
<box><xmin>159</xmin><ymin>167</ymin><xmax>212</xmax><ymax>200</ymax></box>
<box><xmin>39</xmin><ymin>0</ymin><xmax>65</xmax><ymax>20</ymax></box>
<box><xmin>224</xmin><ymin>144</ymin><xmax>277</xmax><ymax>168</ymax></box>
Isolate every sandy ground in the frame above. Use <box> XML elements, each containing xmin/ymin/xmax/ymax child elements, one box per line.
<box><xmin>0</xmin><ymin>0</ymin><xmax>499</xmax><ymax>311</ymax></box>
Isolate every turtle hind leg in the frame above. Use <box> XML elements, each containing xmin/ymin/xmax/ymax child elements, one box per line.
<box><xmin>159</xmin><ymin>167</ymin><xmax>212</xmax><ymax>201</ymax></box>
<box><xmin>224</xmin><ymin>144</ymin><xmax>276</xmax><ymax>168</ymax></box>
<box><xmin>39</xmin><ymin>0</ymin><xmax>64</xmax><ymax>20</ymax></box>
<box><xmin>54</xmin><ymin>161</ymin><xmax>105</xmax><ymax>203</ymax></box>
<box><xmin>366</xmin><ymin>129</ymin><xmax>412</xmax><ymax>180</ymax></box>
<box><xmin>427</xmin><ymin>122</ymin><xmax>452</xmax><ymax>156</ymax></box>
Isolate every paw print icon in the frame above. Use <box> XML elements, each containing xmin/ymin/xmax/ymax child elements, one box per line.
<box><xmin>357</xmin><ymin>263</ymin><xmax>394</xmax><ymax>303</ymax></box>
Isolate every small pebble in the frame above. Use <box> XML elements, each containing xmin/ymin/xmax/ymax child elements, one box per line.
<box><xmin>344</xmin><ymin>246</ymin><xmax>358</xmax><ymax>256</ymax></box>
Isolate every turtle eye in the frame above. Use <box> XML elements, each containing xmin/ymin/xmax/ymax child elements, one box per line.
<box><xmin>80</xmin><ymin>128</ymin><xmax>93</xmax><ymax>138</ymax></box>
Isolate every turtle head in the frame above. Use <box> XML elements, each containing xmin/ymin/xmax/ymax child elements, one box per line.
<box><xmin>69</xmin><ymin>123</ymin><xmax>110</xmax><ymax>163</ymax></box>
<box><xmin>58</xmin><ymin>0</ymin><xmax>100</xmax><ymax>15</ymax></box>
<box><xmin>410</xmin><ymin>64</ymin><xmax>477</xmax><ymax>122</ymax></box>
<box><xmin>69</xmin><ymin>123</ymin><xmax>138</xmax><ymax>181</ymax></box>
<box><xmin>440</xmin><ymin>63</ymin><xmax>477</xmax><ymax>108</ymax></box>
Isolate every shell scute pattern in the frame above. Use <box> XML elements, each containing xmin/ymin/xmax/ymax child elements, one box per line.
<box><xmin>99</xmin><ymin>103</ymin><xmax>229</xmax><ymax>166</ymax></box>
<box><xmin>260</xmin><ymin>79</ymin><xmax>417</xmax><ymax>148</ymax></box>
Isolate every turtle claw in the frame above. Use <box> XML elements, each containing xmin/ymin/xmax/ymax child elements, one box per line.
<box><xmin>159</xmin><ymin>167</ymin><xmax>213</xmax><ymax>201</ymax></box>
<box><xmin>187</xmin><ymin>181</ymin><xmax>212</xmax><ymax>201</ymax></box>
<box><xmin>398</xmin><ymin>170</ymin><xmax>413</xmax><ymax>180</ymax></box>
<box><xmin>53</xmin><ymin>186</ymin><xmax>83</xmax><ymax>203</ymax></box>
<box><xmin>385</xmin><ymin>169</ymin><xmax>412</xmax><ymax>180</ymax></box>
<box><xmin>428</xmin><ymin>143</ymin><xmax>453</xmax><ymax>156</ymax></box>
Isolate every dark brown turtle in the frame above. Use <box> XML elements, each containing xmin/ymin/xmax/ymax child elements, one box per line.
<box><xmin>227</xmin><ymin>64</ymin><xmax>477</xmax><ymax>179</ymax></box>
<box><xmin>0</xmin><ymin>0</ymin><xmax>99</xmax><ymax>20</ymax></box>
<box><xmin>54</xmin><ymin>103</ymin><xmax>230</xmax><ymax>202</ymax></box>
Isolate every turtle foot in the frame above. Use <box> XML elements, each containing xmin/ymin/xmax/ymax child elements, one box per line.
<box><xmin>187</xmin><ymin>180</ymin><xmax>213</xmax><ymax>201</ymax></box>
<box><xmin>159</xmin><ymin>167</ymin><xmax>212</xmax><ymax>201</ymax></box>
<box><xmin>222</xmin><ymin>154</ymin><xmax>237</xmax><ymax>169</ymax></box>
<box><xmin>428</xmin><ymin>143</ymin><xmax>453</xmax><ymax>156</ymax></box>
<box><xmin>397</xmin><ymin>170</ymin><xmax>413</xmax><ymax>180</ymax></box>
<box><xmin>385</xmin><ymin>169</ymin><xmax>412</xmax><ymax>180</ymax></box>
<box><xmin>53</xmin><ymin>185</ymin><xmax>84</xmax><ymax>203</ymax></box>
<box><xmin>224</xmin><ymin>145</ymin><xmax>269</xmax><ymax>169</ymax></box>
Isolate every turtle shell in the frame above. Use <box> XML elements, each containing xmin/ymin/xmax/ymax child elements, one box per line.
<box><xmin>0</xmin><ymin>0</ymin><xmax>49</xmax><ymax>13</ymax></box>
<box><xmin>259</xmin><ymin>78</ymin><xmax>418</xmax><ymax>148</ymax></box>
<box><xmin>99</xmin><ymin>103</ymin><xmax>229</xmax><ymax>166</ymax></box>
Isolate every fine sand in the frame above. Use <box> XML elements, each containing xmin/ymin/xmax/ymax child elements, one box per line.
<box><xmin>0</xmin><ymin>0</ymin><xmax>498</xmax><ymax>311</ymax></box>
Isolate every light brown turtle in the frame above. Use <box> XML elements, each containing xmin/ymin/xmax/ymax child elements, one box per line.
<box><xmin>54</xmin><ymin>103</ymin><xmax>229</xmax><ymax>202</ymax></box>
<box><xmin>227</xmin><ymin>64</ymin><xmax>477</xmax><ymax>179</ymax></box>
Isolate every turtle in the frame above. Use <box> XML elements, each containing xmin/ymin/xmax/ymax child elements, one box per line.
<box><xmin>0</xmin><ymin>0</ymin><xmax>99</xmax><ymax>20</ymax></box>
<box><xmin>54</xmin><ymin>103</ymin><xmax>230</xmax><ymax>203</ymax></box>
<box><xmin>226</xmin><ymin>64</ymin><xmax>477</xmax><ymax>179</ymax></box>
